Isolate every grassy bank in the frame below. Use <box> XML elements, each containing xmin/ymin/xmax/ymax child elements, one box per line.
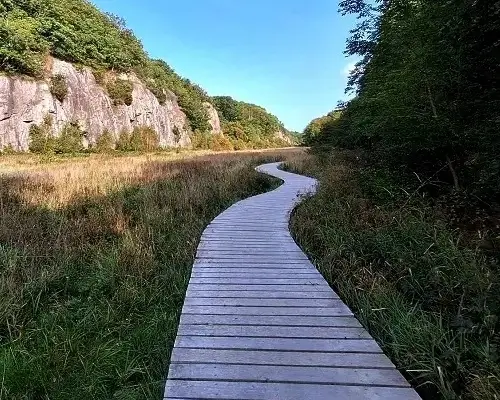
<box><xmin>0</xmin><ymin>148</ymin><xmax>302</xmax><ymax>399</ymax></box>
<box><xmin>287</xmin><ymin>151</ymin><xmax>499</xmax><ymax>400</ymax></box>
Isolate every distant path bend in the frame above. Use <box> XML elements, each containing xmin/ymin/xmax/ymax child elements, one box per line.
<box><xmin>164</xmin><ymin>162</ymin><xmax>420</xmax><ymax>400</ymax></box>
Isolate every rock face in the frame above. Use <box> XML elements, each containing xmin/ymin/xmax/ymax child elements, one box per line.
<box><xmin>0</xmin><ymin>59</ymin><xmax>222</xmax><ymax>151</ymax></box>
<box><xmin>203</xmin><ymin>102</ymin><xmax>222</xmax><ymax>135</ymax></box>
<box><xmin>274</xmin><ymin>129</ymin><xmax>294</xmax><ymax>145</ymax></box>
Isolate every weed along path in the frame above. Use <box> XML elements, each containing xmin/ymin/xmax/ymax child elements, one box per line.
<box><xmin>163</xmin><ymin>162</ymin><xmax>420</xmax><ymax>400</ymax></box>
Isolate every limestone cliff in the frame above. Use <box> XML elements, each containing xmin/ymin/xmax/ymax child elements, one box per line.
<box><xmin>203</xmin><ymin>102</ymin><xmax>222</xmax><ymax>135</ymax></box>
<box><xmin>0</xmin><ymin>59</ymin><xmax>221</xmax><ymax>151</ymax></box>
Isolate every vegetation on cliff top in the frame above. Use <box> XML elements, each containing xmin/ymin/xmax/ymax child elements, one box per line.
<box><xmin>0</xmin><ymin>0</ymin><xmax>211</xmax><ymax>132</ymax></box>
<box><xmin>211</xmin><ymin>96</ymin><xmax>293</xmax><ymax>148</ymax></box>
<box><xmin>0</xmin><ymin>0</ymin><xmax>292</xmax><ymax>144</ymax></box>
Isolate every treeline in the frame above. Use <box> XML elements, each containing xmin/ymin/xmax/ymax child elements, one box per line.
<box><xmin>0</xmin><ymin>0</ymin><xmax>210</xmax><ymax>131</ymax></box>
<box><xmin>306</xmin><ymin>0</ymin><xmax>499</xmax><ymax>200</ymax></box>
<box><xmin>300</xmin><ymin>1</ymin><xmax>500</xmax><ymax>398</ymax></box>
<box><xmin>210</xmin><ymin>96</ymin><xmax>291</xmax><ymax>149</ymax></box>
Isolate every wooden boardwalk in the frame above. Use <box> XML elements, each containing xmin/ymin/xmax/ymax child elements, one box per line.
<box><xmin>164</xmin><ymin>162</ymin><xmax>420</xmax><ymax>400</ymax></box>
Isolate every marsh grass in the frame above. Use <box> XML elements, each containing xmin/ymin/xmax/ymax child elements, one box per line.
<box><xmin>0</xmin><ymin>148</ymin><xmax>302</xmax><ymax>399</ymax></box>
<box><xmin>287</xmin><ymin>151</ymin><xmax>500</xmax><ymax>400</ymax></box>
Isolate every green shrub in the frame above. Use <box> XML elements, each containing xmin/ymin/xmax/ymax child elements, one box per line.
<box><xmin>0</xmin><ymin>144</ymin><xmax>18</xmax><ymax>155</ymax></box>
<box><xmin>107</xmin><ymin>78</ymin><xmax>133</xmax><ymax>106</ymax></box>
<box><xmin>115</xmin><ymin>127</ymin><xmax>159</xmax><ymax>151</ymax></box>
<box><xmin>50</xmin><ymin>74</ymin><xmax>68</xmax><ymax>102</ymax></box>
<box><xmin>93</xmin><ymin>130</ymin><xmax>115</xmax><ymax>153</ymax></box>
<box><xmin>29</xmin><ymin>116</ymin><xmax>56</xmax><ymax>154</ymax></box>
<box><xmin>190</xmin><ymin>130</ymin><xmax>211</xmax><ymax>150</ymax></box>
<box><xmin>55</xmin><ymin>122</ymin><xmax>84</xmax><ymax>153</ymax></box>
<box><xmin>92</xmin><ymin>68</ymin><xmax>106</xmax><ymax>85</ymax></box>
<box><xmin>116</xmin><ymin>130</ymin><xmax>132</xmax><ymax>151</ymax></box>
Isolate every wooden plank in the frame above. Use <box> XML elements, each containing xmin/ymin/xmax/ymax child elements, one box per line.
<box><xmin>174</xmin><ymin>336</ymin><xmax>381</xmax><ymax>353</ymax></box>
<box><xmin>183</xmin><ymin>297</ymin><xmax>344</xmax><ymax>308</ymax></box>
<box><xmin>181</xmin><ymin>305</ymin><xmax>352</xmax><ymax>316</ymax></box>
<box><xmin>169</xmin><ymin>348</ymin><xmax>394</xmax><ymax>368</ymax></box>
<box><xmin>190</xmin><ymin>269</ymin><xmax>320</xmax><ymax>276</ymax></box>
<box><xmin>168</xmin><ymin>363</ymin><xmax>410</xmax><ymax>387</ymax></box>
<box><xmin>179</xmin><ymin>314</ymin><xmax>362</xmax><ymax>327</ymax></box>
<box><xmin>188</xmin><ymin>277</ymin><xmax>327</xmax><ymax>285</ymax></box>
<box><xmin>176</xmin><ymin>324</ymin><xmax>371</xmax><ymax>339</ymax></box>
<box><xmin>185</xmin><ymin>290</ymin><xmax>339</xmax><ymax>299</ymax></box>
<box><xmin>193</xmin><ymin>262</ymin><xmax>314</xmax><ymax>269</ymax></box>
<box><xmin>186</xmin><ymin>284</ymin><xmax>333</xmax><ymax>291</ymax></box>
<box><xmin>196</xmin><ymin>249</ymin><xmax>305</xmax><ymax>256</ymax></box>
<box><xmin>164</xmin><ymin>380</ymin><xmax>421</xmax><ymax>400</ymax></box>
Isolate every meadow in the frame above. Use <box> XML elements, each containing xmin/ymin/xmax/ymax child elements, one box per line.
<box><xmin>0</xmin><ymin>148</ymin><xmax>303</xmax><ymax>399</ymax></box>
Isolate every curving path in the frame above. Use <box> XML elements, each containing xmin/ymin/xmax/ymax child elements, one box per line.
<box><xmin>163</xmin><ymin>162</ymin><xmax>420</xmax><ymax>400</ymax></box>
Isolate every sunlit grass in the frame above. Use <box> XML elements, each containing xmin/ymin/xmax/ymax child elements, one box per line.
<box><xmin>0</xmin><ymin>148</ymin><xmax>303</xmax><ymax>399</ymax></box>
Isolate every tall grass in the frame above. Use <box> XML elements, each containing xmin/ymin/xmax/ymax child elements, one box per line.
<box><xmin>287</xmin><ymin>151</ymin><xmax>500</xmax><ymax>400</ymax></box>
<box><xmin>0</xmin><ymin>149</ymin><xmax>302</xmax><ymax>399</ymax></box>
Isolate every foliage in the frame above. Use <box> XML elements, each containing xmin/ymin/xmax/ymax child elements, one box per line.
<box><xmin>29</xmin><ymin>117</ymin><xmax>84</xmax><ymax>154</ymax></box>
<box><xmin>28</xmin><ymin>115</ymin><xmax>56</xmax><ymax>153</ymax></box>
<box><xmin>50</xmin><ymin>74</ymin><xmax>68</xmax><ymax>102</ymax></box>
<box><xmin>116</xmin><ymin>127</ymin><xmax>159</xmax><ymax>152</ymax></box>
<box><xmin>106</xmin><ymin>78</ymin><xmax>133</xmax><ymax>106</ymax></box>
<box><xmin>287</xmin><ymin>152</ymin><xmax>500</xmax><ymax>399</ymax></box>
<box><xmin>0</xmin><ymin>1</ymin><xmax>210</xmax><ymax>132</ymax></box>
<box><xmin>212</xmin><ymin>96</ymin><xmax>292</xmax><ymax>148</ymax></box>
<box><xmin>55</xmin><ymin>121</ymin><xmax>85</xmax><ymax>153</ymax></box>
<box><xmin>302</xmin><ymin>111</ymin><xmax>341</xmax><ymax>146</ymax></box>
<box><xmin>93</xmin><ymin>130</ymin><xmax>115</xmax><ymax>153</ymax></box>
<box><xmin>311</xmin><ymin>0</ymin><xmax>500</xmax><ymax>200</ymax></box>
<box><xmin>209</xmin><ymin>134</ymin><xmax>234</xmax><ymax>151</ymax></box>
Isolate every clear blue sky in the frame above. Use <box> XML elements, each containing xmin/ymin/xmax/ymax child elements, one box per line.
<box><xmin>92</xmin><ymin>0</ymin><xmax>357</xmax><ymax>132</ymax></box>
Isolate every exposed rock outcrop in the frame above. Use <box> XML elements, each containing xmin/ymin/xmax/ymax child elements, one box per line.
<box><xmin>203</xmin><ymin>102</ymin><xmax>222</xmax><ymax>135</ymax></box>
<box><xmin>0</xmin><ymin>59</ymin><xmax>222</xmax><ymax>151</ymax></box>
<box><xmin>274</xmin><ymin>129</ymin><xmax>294</xmax><ymax>145</ymax></box>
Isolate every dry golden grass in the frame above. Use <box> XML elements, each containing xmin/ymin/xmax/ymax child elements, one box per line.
<box><xmin>0</xmin><ymin>148</ymin><xmax>303</xmax><ymax>208</ymax></box>
<box><xmin>0</xmin><ymin>147</ymin><xmax>305</xmax><ymax>400</ymax></box>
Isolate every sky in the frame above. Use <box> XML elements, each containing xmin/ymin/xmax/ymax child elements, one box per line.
<box><xmin>92</xmin><ymin>0</ymin><xmax>357</xmax><ymax>132</ymax></box>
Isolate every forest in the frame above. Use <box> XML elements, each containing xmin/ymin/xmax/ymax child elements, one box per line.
<box><xmin>305</xmin><ymin>0</ymin><xmax>499</xmax><ymax>200</ymax></box>
<box><xmin>295</xmin><ymin>0</ymin><xmax>500</xmax><ymax>398</ymax></box>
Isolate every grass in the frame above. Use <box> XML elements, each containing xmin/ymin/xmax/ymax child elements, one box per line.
<box><xmin>0</xmin><ymin>148</ymin><xmax>303</xmax><ymax>399</ymax></box>
<box><xmin>286</xmin><ymin>150</ymin><xmax>500</xmax><ymax>400</ymax></box>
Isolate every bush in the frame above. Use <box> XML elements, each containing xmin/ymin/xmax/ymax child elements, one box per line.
<box><xmin>55</xmin><ymin>122</ymin><xmax>84</xmax><ymax>153</ymax></box>
<box><xmin>230</xmin><ymin>138</ymin><xmax>248</xmax><ymax>151</ymax></box>
<box><xmin>116</xmin><ymin>127</ymin><xmax>159</xmax><ymax>151</ymax></box>
<box><xmin>29</xmin><ymin>116</ymin><xmax>57</xmax><ymax>153</ymax></box>
<box><xmin>50</xmin><ymin>74</ymin><xmax>68</xmax><ymax>102</ymax></box>
<box><xmin>93</xmin><ymin>130</ymin><xmax>115</xmax><ymax>153</ymax></box>
<box><xmin>0</xmin><ymin>144</ymin><xmax>18</xmax><ymax>155</ymax></box>
<box><xmin>107</xmin><ymin>78</ymin><xmax>133</xmax><ymax>106</ymax></box>
<box><xmin>116</xmin><ymin>130</ymin><xmax>132</xmax><ymax>151</ymax></box>
<box><xmin>190</xmin><ymin>130</ymin><xmax>211</xmax><ymax>150</ymax></box>
<box><xmin>209</xmin><ymin>134</ymin><xmax>234</xmax><ymax>151</ymax></box>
